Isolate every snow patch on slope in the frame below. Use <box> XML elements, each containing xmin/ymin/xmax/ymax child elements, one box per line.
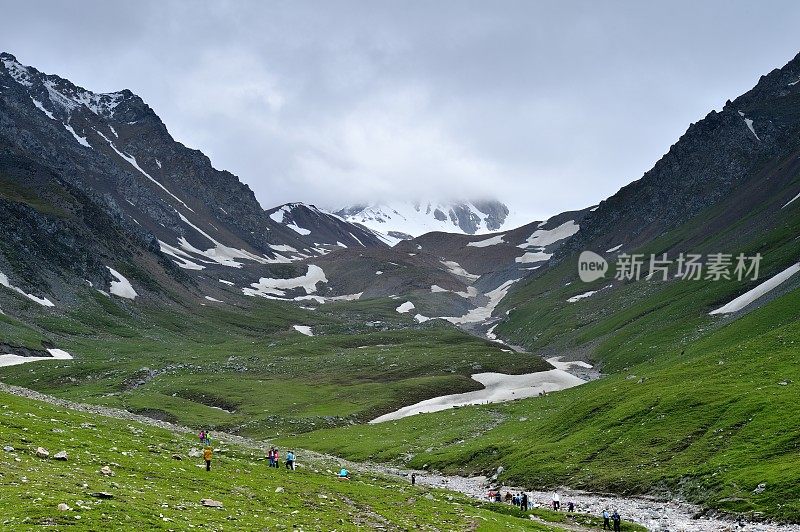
<box><xmin>396</xmin><ymin>301</ymin><xmax>415</xmax><ymax>313</ymax></box>
<box><xmin>159</xmin><ymin>240</ymin><xmax>207</xmax><ymax>270</ymax></box>
<box><xmin>518</xmin><ymin>220</ymin><xmax>579</xmax><ymax>248</ymax></box>
<box><xmin>370</xmin><ymin>356</ymin><xmax>588</xmax><ymax>423</ymax></box>
<box><xmin>442</xmin><ymin>279</ymin><xmax>518</xmax><ymax>325</ymax></box>
<box><xmin>567</xmin><ymin>285</ymin><xmax>611</xmax><ymax>303</ymax></box>
<box><xmin>467</xmin><ymin>234</ymin><xmax>505</xmax><ymax>247</ymax></box>
<box><xmin>738</xmin><ymin>110</ymin><xmax>761</xmax><ymax>141</ymax></box>
<box><xmin>293</xmin><ymin>325</ymin><xmax>314</xmax><ymax>336</ymax></box>
<box><xmin>243</xmin><ymin>265</ymin><xmax>328</xmax><ymax>298</ymax></box>
<box><xmin>516</xmin><ymin>251</ymin><xmax>552</xmax><ymax>264</ymax></box>
<box><xmin>441</xmin><ymin>260</ymin><xmax>480</xmax><ymax>281</ymax></box>
<box><xmin>0</xmin><ymin>271</ymin><xmax>55</xmax><ymax>307</ymax></box>
<box><xmin>2</xmin><ymin>57</ymin><xmax>34</xmax><ymax>86</ymax></box>
<box><xmin>31</xmin><ymin>97</ymin><xmax>55</xmax><ymax>119</ymax></box>
<box><xmin>96</xmin><ymin>130</ymin><xmax>194</xmax><ymax>212</ymax></box>
<box><xmin>64</xmin><ymin>123</ymin><xmax>91</xmax><ymax>148</ymax></box>
<box><xmin>710</xmin><ymin>262</ymin><xmax>800</xmax><ymax>315</ymax></box>
<box><xmin>175</xmin><ymin>212</ymin><xmax>272</xmax><ymax>268</ymax></box>
<box><xmin>782</xmin><ymin>190</ymin><xmax>800</xmax><ymax>209</ymax></box>
<box><xmin>286</xmin><ymin>222</ymin><xmax>311</xmax><ymax>236</ymax></box>
<box><xmin>107</xmin><ymin>267</ymin><xmax>137</xmax><ymax>299</ymax></box>
<box><xmin>0</xmin><ymin>348</ymin><xmax>73</xmax><ymax>368</ymax></box>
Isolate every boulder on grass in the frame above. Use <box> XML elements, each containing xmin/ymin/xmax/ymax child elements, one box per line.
<box><xmin>36</xmin><ymin>447</ymin><xmax>49</xmax><ymax>459</ymax></box>
<box><xmin>54</xmin><ymin>451</ymin><xmax>68</xmax><ymax>461</ymax></box>
<box><xmin>201</xmin><ymin>498</ymin><xmax>223</xmax><ymax>508</ymax></box>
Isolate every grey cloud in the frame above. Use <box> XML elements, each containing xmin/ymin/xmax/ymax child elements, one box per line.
<box><xmin>2</xmin><ymin>0</ymin><xmax>799</xmax><ymax>221</ymax></box>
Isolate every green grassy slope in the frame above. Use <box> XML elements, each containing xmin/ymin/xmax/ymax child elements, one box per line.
<box><xmin>0</xmin><ymin>390</ymin><xmax>568</xmax><ymax>531</ymax></box>
<box><xmin>496</xmin><ymin>198</ymin><xmax>800</xmax><ymax>372</ymax></box>
<box><xmin>0</xmin><ymin>292</ymin><xmax>549</xmax><ymax>439</ymax></box>
<box><xmin>283</xmin><ymin>286</ymin><xmax>800</xmax><ymax>522</ymax></box>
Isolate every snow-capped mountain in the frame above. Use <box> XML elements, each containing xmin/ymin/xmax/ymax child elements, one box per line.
<box><xmin>334</xmin><ymin>200</ymin><xmax>514</xmax><ymax>243</ymax></box>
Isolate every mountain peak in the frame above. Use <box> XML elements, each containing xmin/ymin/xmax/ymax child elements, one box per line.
<box><xmin>333</xmin><ymin>199</ymin><xmax>513</xmax><ymax>243</ymax></box>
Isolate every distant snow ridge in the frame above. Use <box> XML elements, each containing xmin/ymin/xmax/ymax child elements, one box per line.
<box><xmin>2</xmin><ymin>54</ymin><xmax>124</xmax><ymax>118</ymax></box>
<box><xmin>334</xmin><ymin>200</ymin><xmax>513</xmax><ymax>243</ymax></box>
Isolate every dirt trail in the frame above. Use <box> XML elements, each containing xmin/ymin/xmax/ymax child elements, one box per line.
<box><xmin>2</xmin><ymin>381</ymin><xmax>797</xmax><ymax>531</ymax></box>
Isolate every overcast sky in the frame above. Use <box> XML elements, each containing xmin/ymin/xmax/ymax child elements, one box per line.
<box><xmin>2</xmin><ymin>1</ymin><xmax>799</xmax><ymax>220</ymax></box>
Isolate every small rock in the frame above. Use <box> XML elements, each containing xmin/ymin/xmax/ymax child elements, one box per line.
<box><xmin>753</xmin><ymin>483</ymin><xmax>766</xmax><ymax>494</ymax></box>
<box><xmin>57</xmin><ymin>503</ymin><xmax>71</xmax><ymax>511</ymax></box>
<box><xmin>496</xmin><ymin>466</ymin><xmax>504</xmax><ymax>474</ymax></box>
<box><xmin>36</xmin><ymin>447</ymin><xmax>49</xmax><ymax>459</ymax></box>
<box><xmin>91</xmin><ymin>492</ymin><xmax>114</xmax><ymax>499</ymax></box>
<box><xmin>99</xmin><ymin>466</ymin><xmax>114</xmax><ymax>476</ymax></box>
<box><xmin>275</xmin><ymin>487</ymin><xmax>284</xmax><ymax>493</ymax></box>
<box><xmin>201</xmin><ymin>498</ymin><xmax>223</xmax><ymax>508</ymax></box>
<box><xmin>54</xmin><ymin>451</ymin><xmax>68</xmax><ymax>461</ymax></box>
<box><xmin>3</xmin><ymin>445</ymin><xmax>14</xmax><ymax>452</ymax></box>
<box><xmin>172</xmin><ymin>454</ymin><xmax>182</xmax><ymax>460</ymax></box>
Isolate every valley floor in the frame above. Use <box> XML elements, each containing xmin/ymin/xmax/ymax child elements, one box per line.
<box><xmin>3</xmin><ymin>380</ymin><xmax>797</xmax><ymax>531</ymax></box>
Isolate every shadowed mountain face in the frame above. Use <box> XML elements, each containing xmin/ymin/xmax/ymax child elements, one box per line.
<box><xmin>0</xmin><ymin>52</ymin><xmax>384</xmax><ymax>304</ymax></box>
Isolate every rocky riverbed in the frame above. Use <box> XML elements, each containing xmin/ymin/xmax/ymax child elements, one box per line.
<box><xmin>386</xmin><ymin>468</ymin><xmax>800</xmax><ymax>532</ymax></box>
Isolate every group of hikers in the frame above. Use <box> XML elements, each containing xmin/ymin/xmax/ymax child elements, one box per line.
<box><xmin>199</xmin><ymin>430</ymin><xmax>213</xmax><ymax>471</ymax></box>
<box><xmin>488</xmin><ymin>489</ymin><xmax>624</xmax><ymax>530</ymax></box>
<box><xmin>267</xmin><ymin>446</ymin><xmax>296</xmax><ymax>470</ymax></box>
<box><xmin>197</xmin><ymin>427</ymin><xmax>627</xmax><ymax>529</ymax></box>
<box><xmin>197</xmin><ymin>429</ymin><xmax>352</xmax><ymax>480</ymax></box>
<box><xmin>602</xmin><ymin>508</ymin><xmax>623</xmax><ymax>531</ymax></box>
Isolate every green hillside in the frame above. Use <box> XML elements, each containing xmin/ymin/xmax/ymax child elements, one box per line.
<box><xmin>284</xmin><ymin>284</ymin><xmax>800</xmax><ymax>522</ymax></box>
<box><xmin>0</xmin><ymin>388</ymin><xmax>580</xmax><ymax>530</ymax></box>
<box><xmin>0</xmin><ymin>292</ymin><xmax>548</xmax><ymax>438</ymax></box>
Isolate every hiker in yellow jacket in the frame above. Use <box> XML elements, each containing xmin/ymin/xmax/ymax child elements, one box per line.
<box><xmin>203</xmin><ymin>447</ymin><xmax>213</xmax><ymax>471</ymax></box>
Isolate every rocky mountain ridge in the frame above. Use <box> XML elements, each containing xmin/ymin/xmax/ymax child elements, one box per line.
<box><xmin>0</xmin><ymin>52</ymin><xmax>385</xmax><ymax>307</ymax></box>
